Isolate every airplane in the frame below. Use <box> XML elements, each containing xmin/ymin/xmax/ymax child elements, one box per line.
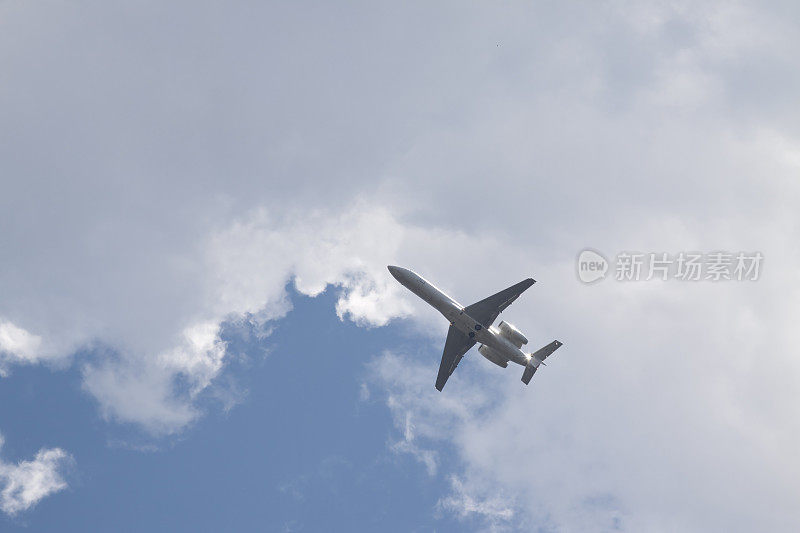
<box><xmin>388</xmin><ymin>265</ymin><xmax>562</xmax><ymax>391</ymax></box>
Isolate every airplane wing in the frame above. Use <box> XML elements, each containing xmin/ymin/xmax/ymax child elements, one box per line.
<box><xmin>463</xmin><ymin>278</ymin><xmax>536</xmax><ymax>327</ymax></box>
<box><xmin>435</xmin><ymin>325</ymin><xmax>476</xmax><ymax>391</ymax></box>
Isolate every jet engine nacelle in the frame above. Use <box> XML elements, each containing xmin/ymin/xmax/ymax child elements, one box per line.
<box><xmin>478</xmin><ymin>344</ymin><xmax>508</xmax><ymax>368</ymax></box>
<box><xmin>497</xmin><ymin>320</ymin><xmax>528</xmax><ymax>347</ymax></box>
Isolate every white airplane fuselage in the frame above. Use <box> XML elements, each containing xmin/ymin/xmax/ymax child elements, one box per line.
<box><xmin>389</xmin><ymin>266</ymin><xmax>533</xmax><ymax>368</ymax></box>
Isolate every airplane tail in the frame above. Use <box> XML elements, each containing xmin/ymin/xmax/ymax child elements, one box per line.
<box><xmin>521</xmin><ymin>360</ymin><xmax>538</xmax><ymax>384</ymax></box>
<box><xmin>521</xmin><ymin>340</ymin><xmax>563</xmax><ymax>385</ymax></box>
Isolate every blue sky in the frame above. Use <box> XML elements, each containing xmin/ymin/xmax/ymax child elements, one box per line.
<box><xmin>2</xmin><ymin>1</ymin><xmax>800</xmax><ymax>531</ymax></box>
<box><xmin>0</xmin><ymin>288</ymin><xmax>474</xmax><ymax>532</ymax></box>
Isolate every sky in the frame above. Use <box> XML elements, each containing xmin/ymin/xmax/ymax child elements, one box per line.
<box><xmin>1</xmin><ymin>1</ymin><xmax>800</xmax><ymax>531</ymax></box>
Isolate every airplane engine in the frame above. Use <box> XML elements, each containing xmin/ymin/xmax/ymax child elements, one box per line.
<box><xmin>497</xmin><ymin>321</ymin><xmax>528</xmax><ymax>347</ymax></box>
<box><xmin>478</xmin><ymin>344</ymin><xmax>508</xmax><ymax>368</ymax></box>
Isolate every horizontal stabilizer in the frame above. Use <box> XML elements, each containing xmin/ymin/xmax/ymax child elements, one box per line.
<box><xmin>530</xmin><ymin>340</ymin><xmax>562</xmax><ymax>363</ymax></box>
<box><xmin>521</xmin><ymin>363</ymin><xmax>537</xmax><ymax>385</ymax></box>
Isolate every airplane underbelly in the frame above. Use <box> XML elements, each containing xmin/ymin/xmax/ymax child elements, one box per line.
<box><xmin>451</xmin><ymin>313</ymin><xmax>526</xmax><ymax>365</ymax></box>
<box><xmin>451</xmin><ymin>311</ymin><xmax>478</xmax><ymax>335</ymax></box>
<box><xmin>478</xmin><ymin>332</ymin><xmax>526</xmax><ymax>366</ymax></box>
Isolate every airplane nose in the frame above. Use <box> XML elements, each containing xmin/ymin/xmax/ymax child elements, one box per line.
<box><xmin>388</xmin><ymin>265</ymin><xmax>412</xmax><ymax>284</ymax></box>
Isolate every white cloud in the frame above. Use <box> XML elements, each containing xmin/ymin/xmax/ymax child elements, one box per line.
<box><xmin>437</xmin><ymin>476</ymin><xmax>515</xmax><ymax>531</ymax></box>
<box><xmin>204</xmin><ymin>204</ymin><xmax>414</xmax><ymax>326</ymax></box>
<box><xmin>159</xmin><ymin>321</ymin><xmax>227</xmax><ymax>395</ymax></box>
<box><xmin>0</xmin><ymin>321</ymin><xmax>43</xmax><ymax>375</ymax></box>
<box><xmin>0</xmin><ymin>434</ymin><xmax>71</xmax><ymax>516</ymax></box>
<box><xmin>81</xmin><ymin>348</ymin><xmax>205</xmax><ymax>435</ymax></box>
<box><xmin>77</xmin><ymin>204</ymin><xmax>420</xmax><ymax>434</ymax></box>
<box><xmin>389</xmin><ymin>412</ymin><xmax>439</xmax><ymax>477</ymax></box>
<box><xmin>2</xmin><ymin>0</ymin><xmax>798</xmax><ymax>439</ymax></box>
<box><xmin>368</xmin><ymin>234</ymin><xmax>800</xmax><ymax>532</ymax></box>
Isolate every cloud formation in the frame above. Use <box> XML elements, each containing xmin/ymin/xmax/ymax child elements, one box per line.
<box><xmin>0</xmin><ymin>435</ymin><xmax>71</xmax><ymax>516</ymax></box>
<box><xmin>0</xmin><ymin>321</ymin><xmax>45</xmax><ymax>376</ymax></box>
<box><xmin>2</xmin><ymin>0</ymin><xmax>800</xmax><ymax>529</ymax></box>
<box><xmin>437</xmin><ymin>477</ymin><xmax>515</xmax><ymax>531</ymax></box>
<box><xmin>74</xmin><ymin>204</ymin><xmax>421</xmax><ymax>434</ymax></box>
